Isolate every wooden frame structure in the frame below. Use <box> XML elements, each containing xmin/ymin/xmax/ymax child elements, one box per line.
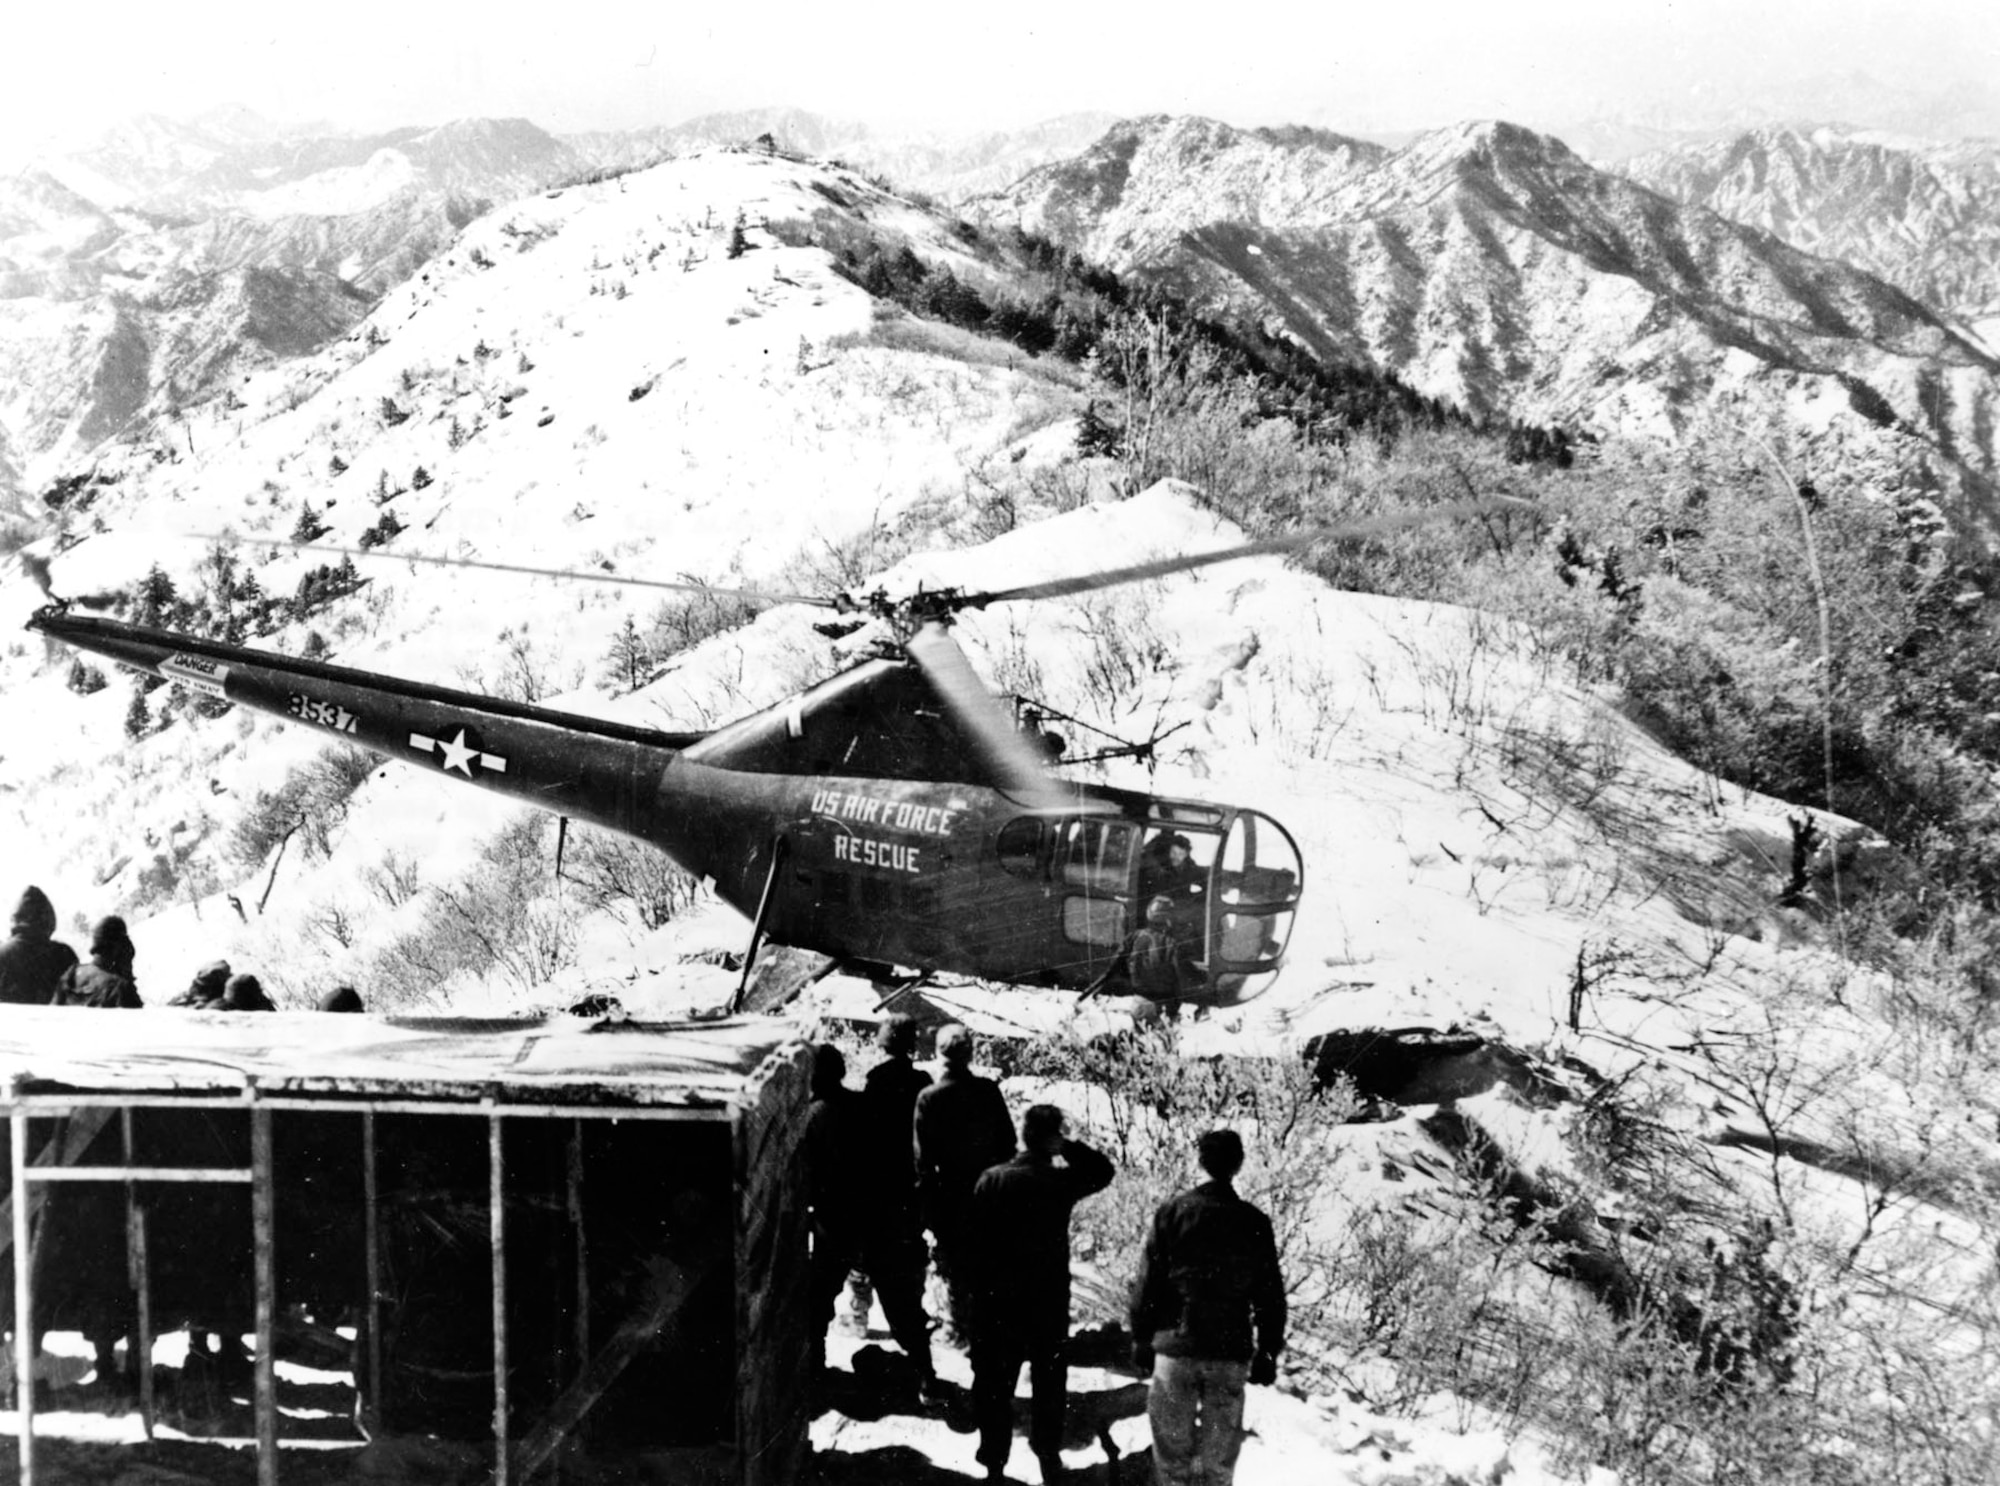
<box><xmin>0</xmin><ymin>1007</ymin><xmax>813</xmax><ymax>1486</ymax></box>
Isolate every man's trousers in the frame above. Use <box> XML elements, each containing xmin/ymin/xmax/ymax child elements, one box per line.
<box><xmin>1148</xmin><ymin>1355</ymin><xmax>1249</xmax><ymax>1485</ymax></box>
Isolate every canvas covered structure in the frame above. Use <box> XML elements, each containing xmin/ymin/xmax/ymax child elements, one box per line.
<box><xmin>0</xmin><ymin>1007</ymin><xmax>814</xmax><ymax>1486</ymax></box>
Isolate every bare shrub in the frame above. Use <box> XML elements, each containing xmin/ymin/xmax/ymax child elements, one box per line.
<box><xmin>646</xmin><ymin>589</ymin><xmax>757</xmax><ymax>658</ymax></box>
<box><xmin>227</xmin><ymin>744</ymin><xmax>377</xmax><ymax>866</ymax></box>
<box><xmin>1072</xmin><ymin>591</ymin><xmax>1172</xmax><ymax>719</ymax></box>
<box><xmin>456</xmin><ymin>630</ymin><xmax>582</xmax><ymax>704</ymax></box>
<box><xmin>560</xmin><ymin>824</ymin><xmax>702</xmax><ymax>930</ymax></box>
<box><xmin>780</xmin><ymin>520</ymin><xmax>917</xmax><ymax>598</ymax></box>
<box><xmin>363</xmin><ymin>849</ymin><xmax>423</xmax><ymax>908</ymax></box>
<box><xmin>363</xmin><ymin>815</ymin><xmax>576</xmax><ymax>1008</ymax></box>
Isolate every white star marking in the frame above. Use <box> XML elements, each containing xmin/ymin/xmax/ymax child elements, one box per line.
<box><xmin>436</xmin><ymin>728</ymin><xmax>479</xmax><ymax>776</ymax></box>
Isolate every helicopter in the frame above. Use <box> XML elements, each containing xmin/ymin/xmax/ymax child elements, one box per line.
<box><xmin>22</xmin><ymin>500</ymin><xmax>1510</xmax><ymax>1012</ymax></box>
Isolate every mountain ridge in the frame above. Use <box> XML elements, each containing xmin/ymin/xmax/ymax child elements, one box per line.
<box><xmin>974</xmin><ymin>113</ymin><xmax>2000</xmax><ymax>522</ymax></box>
<box><xmin>1621</xmin><ymin>125</ymin><xmax>2000</xmax><ymax>322</ymax></box>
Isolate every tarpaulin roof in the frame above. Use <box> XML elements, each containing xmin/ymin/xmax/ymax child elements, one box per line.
<box><xmin>0</xmin><ymin>1007</ymin><xmax>806</xmax><ymax>1113</ymax></box>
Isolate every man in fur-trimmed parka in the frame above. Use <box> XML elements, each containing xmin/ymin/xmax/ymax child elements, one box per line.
<box><xmin>0</xmin><ymin>885</ymin><xmax>79</xmax><ymax>1005</ymax></box>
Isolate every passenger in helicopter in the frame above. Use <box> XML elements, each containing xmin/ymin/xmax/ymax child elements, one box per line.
<box><xmin>1085</xmin><ymin>895</ymin><xmax>1200</xmax><ymax>1019</ymax></box>
<box><xmin>1138</xmin><ymin>833</ymin><xmax>1204</xmax><ymax>909</ymax></box>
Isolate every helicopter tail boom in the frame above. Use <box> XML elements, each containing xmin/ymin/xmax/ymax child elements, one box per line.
<box><xmin>29</xmin><ymin>608</ymin><xmax>701</xmax><ymax>844</ymax></box>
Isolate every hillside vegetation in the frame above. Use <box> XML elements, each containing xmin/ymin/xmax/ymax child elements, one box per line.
<box><xmin>2</xmin><ymin>143</ymin><xmax>1997</xmax><ymax>1485</ymax></box>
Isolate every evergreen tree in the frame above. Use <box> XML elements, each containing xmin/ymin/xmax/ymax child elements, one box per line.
<box><xmin>412</xmin><ymin>465</ymin><xmax>433</xmax><ymax>490</ymax></box>
<box><xmin>727</xmin><ymin>211</ymin><xmax>749</xmax><ymax>260</ymax></box>
<box><xmin>329</xmin><ymin>453</ymin><xmax>348</xmax><ymax>476</ymax></box>
<box><xmin>292</xmin><ymin>502</ymin><xmax>326</xmax><ymax>544</ymax></box>
<box><xmin>124</xmin><ymin>688</ymin><xmax>150</xmax><ymax>740</ymax></box>
<box><xmin>1075</xmin><ymin>401</ymin><xmax>1122</xmax><ymax>458</ymax></box>
<box><xmin>134</xmin><ymin>565</ymin><xmax>179</xmax><ymax>627</ymax></box>
<box><xmin>603</xmin><ymin>614</ymin><xmax>654</xmax><ymax>694</ymax></box>
<box><xmin>65</xmin><ymin>659</ymin><xmax>106</xmax><ymax>695</ymax></box>
<box><xmin>860</xmin><ymin>255</ymin><xmax>896</xmax><ymax>299</ymax></box>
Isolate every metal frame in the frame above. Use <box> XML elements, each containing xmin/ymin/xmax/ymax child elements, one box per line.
<box><xmin>4</xmin><ymin>1078</ymin><xmax>733</xmax><ymax>1486</ymax></box>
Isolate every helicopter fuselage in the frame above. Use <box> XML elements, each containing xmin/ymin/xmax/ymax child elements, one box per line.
<box><xmin>29</xmin><ymin>609</ymin><xmax>1302</xmax><ymax>1005</ymax></box>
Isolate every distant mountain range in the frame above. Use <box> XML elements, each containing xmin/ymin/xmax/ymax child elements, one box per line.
<box><xmin>970</xmin><ymin>114</ymin><xmax>2000</xmax><ymax>519</ymax></box>
<box><xmin>0</xmin><ymin>114</ymin><xmax>585</xmax><ymax>510</ymax></box>
<box><xmin>1619</xmin><ymin>126</ymin><xmax>2000</xmax><ymax>323</ymax></box>
<box><xmin>10</xmin><ymin>100</ymin><xmax>2000</xmax><ymax>534</ymax></box>
<box><xmin>561</xmin><ymin>106</ymin><xmax>1119</xmax><ymax>202</ymax></box>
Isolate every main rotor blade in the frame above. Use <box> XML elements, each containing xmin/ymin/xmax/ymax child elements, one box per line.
<box><xmin>195</xmin><ymin>532</ymin><xmax>834</xmax><ymax>609</ymax></box>
<box><xmin>904</xmin><ymin>621</ymin><xmax>1082</xmax><ymax>810</ymax></box>
<box><xmin>964</xmin><ymin>496</ymin><xmax>1533</xmax><ymax>607</ymax></box>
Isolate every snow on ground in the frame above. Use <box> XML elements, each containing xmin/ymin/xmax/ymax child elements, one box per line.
<box><xmin>3</xmin><ymin>147</ymin><xmax>1078</xmax><ymax>965</ymax></box>
<box><xmin>812</xmin><ymin>1295</ymin><xmax>1613</xmax><ymax>1486</ymax></box>
<box><xmin>0</xmin><ymin>145</ymin><xmax>1977</xmax><ymax>1483</ymax></box>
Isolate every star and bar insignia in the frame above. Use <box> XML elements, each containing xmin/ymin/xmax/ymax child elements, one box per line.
<box><xmin>409</xmin><ymin>726</ymin><xmax>508</xmax><ymax>777</ymax></box>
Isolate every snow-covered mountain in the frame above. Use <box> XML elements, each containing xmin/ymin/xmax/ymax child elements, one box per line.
<box><xmin>971</xmin><ymin>114</ymin><xmax>2000</xmax><ymax>520</ymax></box>
<box><xmin>1549</xmin><ymin>72</ymin><xmax>2000</xmax><ymax>156</ymax></box>
<box><xmin>40</xmin><ymin>113</ymin><xmax>583</xmax><ymax>217</ymax></box>
<box><xmin>564</xmin><ymin>106</ymin><xmax>1120</xmax><ymax>202</ymax></box>
<box><xmin>1</xmin><ymin>144</ymin><xmax>1991</xmax><ymax>1483</ymax></box>
<box><xmin>1621</xmin><ymin>126</ymin><xmax>2000</xmax><ymax>323</ymax></box>
<box><xmin>0</xmin><ymin>114</ymin><xmax>588</xmax><ymax>506</ymax></box>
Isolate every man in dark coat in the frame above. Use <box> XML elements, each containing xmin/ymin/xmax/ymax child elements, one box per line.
<box><xmin>860</xmin><ymin>1014</ymin><xmax>940</xmax><ymax>1399</ymax></box>
<box><xmin>0</xmin><ymin>885</ymin><xmax>78</xmax><ymax>1005</ymax></box>
<box><xmin>53</xmin><ymin>916</ymin><xmax>142</xmax><ymax>1008</ymax></box>
<box><xmin>36</xmin><ymin>912</ymin><xmax>141</xmax><ymax>1390</ymax></box>
<box><xmin>967</xmin><ymin>1104</ymin><xmax>1115</xmax><ymax>1483</ymax></box>
<box><xmin>913</xmin><ymin>1023</ymin><xmax>1015</xmax><ymax>1346</ymax></box>
<box><xmin>1129</xmin><ymin>1129</ymin><xmax>1287</xmax><ymax>1486</ymax></box>
<box><xmin>803</xmin><ymin>1043</ymin><xmax>865</xmax><ymax>1377</ymax></box>
<box><xmin>318</xmin><ymin>985</ymin><xmax>365</xmax><ymax>1012</ymax></box>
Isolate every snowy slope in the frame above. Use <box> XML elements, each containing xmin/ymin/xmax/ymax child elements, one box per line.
<box><xmin>2</xmin><ymin>143</ymin><xmax>1991</xmax><ymax>1484</ymax></box>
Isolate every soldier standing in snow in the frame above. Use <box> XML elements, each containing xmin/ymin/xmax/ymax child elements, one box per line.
<box><xmin>52</xmin><ymin>916</ymin><xmax>143</xmax><ymax>1008</ymax></box>
<box><xmin>914</xmin><ymin>1023</ymin><xmax>1016</xmax><ymax>1346</ymax></box>
<box><xmin>859</xmin><ymin>1014</ymin><xmax>943</xmax><ymax>1402</ymax></box>
<box><xmin>0</xmin><ymin>886</ymin><xmax>79</xmax><ymax>1005</ymax></box>
<box><xmin>1130</xmin><ymin>1129</ymin><xmax>1286</xmax><ymax>1486</ymax></box>
<box><xmin>966</xmin><ymin>1104</ymin><xmax>1115</xmax><ymax>1484</ymax></box>
<box><xmin>804</xmin><ymin>1043</ymin><xmax>865</xmax><ymax>1379</ymax></box>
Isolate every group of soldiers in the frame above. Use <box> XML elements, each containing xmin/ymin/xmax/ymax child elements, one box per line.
<box><xmin>807</xmin><ymin>1015</ymin><xmax>1287</xmax><ymax>1486</ymax></box>
<box><xmin>0</xmin><ymin>885</ymin><xmax>364</xmax><ymax>1014</ymax></box>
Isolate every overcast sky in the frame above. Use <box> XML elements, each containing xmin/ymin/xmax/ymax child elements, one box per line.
<box><xmin>8</xmin><ymin>0</ymin><xmax>1998</xmax><ymax>155</ymax></box>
